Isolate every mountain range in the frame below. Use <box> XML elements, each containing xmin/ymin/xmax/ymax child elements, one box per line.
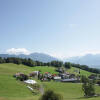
<box><xmin>0</xmin><ymin>53</ymin><xmax>58</xmax><ymax>62</ymax></box>
<box><xmin>1</xmin><ymin>53</ymin><xmax>100</xmax><ymax>68</ymax></box>
<box><xmin>65</xmin><ymin>54</ymin><xmax>100</xmax><ymax>68</ymax></box>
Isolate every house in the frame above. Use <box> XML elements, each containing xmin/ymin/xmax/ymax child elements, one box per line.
<box><xmin>88</xmin><ymin>74</ymin><xmax>97</xmax><ymax>80</ymax></box>
<box><xmin>59</xmin><ymin>72</ymin><xmax>70</xmax><ymax>79</ymax></box>
<box><xmin>53</xmin><ymin>76</ymin><xmax>61</xmax><ymax>81</ymax></box>
<box><xmin>56</xmin><ymin>67</ymin><xmax>65</xmax><ymax>73</ymax></box>
<box><xmin>61</xmin><ymin>78</ymin><xmax>80</xmax><ymax>83</ymax></box>
<box><xmin>29</xmin><ymin>71</ymin><xmax>40</xmax><ymax>77</ymax></box>
<box><xmin>69</xmin><ymin>74</ymin><xmax>76</xmax><ymax>79</ymax></box>
<box><xmin>13</xmin><ymin>72</ymin><xmax>23</xmax><ymax>77</ymax></box>
<box><xmin>14</xmin><ymin>73</ymin><xmax>28</xmax><ymax>81</ymax></box>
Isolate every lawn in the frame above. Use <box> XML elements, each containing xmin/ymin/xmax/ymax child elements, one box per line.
<box><xmin>42</xmin><ymin>81</ymin><xmax>100</xmax><ymax>100</ymax></box>
<box><xmin>0</xmin><ymin>63</ymin><xmax>100</xmax><ymax>100</ymax></box>
<box><xmin>0</xmin><ymin>63</ymin><xmax>57</xmax><ymax>75</ymax></box>
<box><xmin>0</xmin><ymin>63</ymin><xmax>57</xmax><ymax>100</ymax></box>
<box><xmin>67</xmin><ymin>67</ymin><xmax>92</xmax><ymax>76</ymax></box>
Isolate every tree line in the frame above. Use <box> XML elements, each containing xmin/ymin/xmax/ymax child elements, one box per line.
<box><xmin>71</xmin><ymin>63</ymin><xmax>100</xmax><ymax>74</ymax></box>
<box><xmin>0</xmin><ymin>57</ymin><xmax>100</xmax><ymax>74</ymax></box>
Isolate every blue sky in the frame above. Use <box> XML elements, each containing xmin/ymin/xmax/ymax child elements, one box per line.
<box><xmin>0</xmin><ymin>0</ymin><xmax>100</xmax><ymax>58</ymax></box>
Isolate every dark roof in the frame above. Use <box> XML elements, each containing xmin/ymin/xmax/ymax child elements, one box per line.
<box><xmin>61</xmin><ymin>78</ymin><xmax>77</xmax><ymax>82</ymax></box>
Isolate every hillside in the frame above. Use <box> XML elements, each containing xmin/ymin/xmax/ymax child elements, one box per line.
<box><xmin>67</xmin><ymin>67</ymin><xmax>92</xmax><ymax>76</ymax></box>
<box><xmin>0</xmin><ymin>64</ymin><xmax>37</xmax><ymax>100</ymax></box>
<box><xmin>0</xmin><ymin>63</ymin><xmax>100</xmax><ymax>100</ymax></box>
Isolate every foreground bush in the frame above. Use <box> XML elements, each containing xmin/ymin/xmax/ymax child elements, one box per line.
<box><xmin>82</xmin><ymin>76</ymin><xmax>95</xmax><ymax>97</ymax></box>
<box><xmin>97</xmin><ymin>80</ymin><xmax>100</xmax><ymax>86</ymax></box>
<box><xmin>39</xmin><ymin>89</ymin><xmax>63</xmax><ymax>100</ymax></box>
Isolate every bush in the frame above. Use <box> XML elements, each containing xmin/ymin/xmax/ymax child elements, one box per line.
<box><xmin>39</xmin><ymin>89</ymin><xmax>63</xmax><ymax>100</ymax></box>
<box><xmin>16</xmin><ymin>74</ymin><xmax>28</xmax><ymax>81</ymax></box>
<box><xmin>32</xmin><ymin>84</ymin><xmax>40</xmax><ymax>90</ymax></box>
<box><xmin>82</xmin><ymin>76</ymin><xmax>95</xmax><ymax>97</ymax></box>
<box><xmin>81</xmin><ymin>75</ymin><xmax>89</xmax><ymax>83</ymax></box>
<box><xmin>97</xmin><ymin>80</ymin><xmax>100</xmax><ymax>86</ymax></box>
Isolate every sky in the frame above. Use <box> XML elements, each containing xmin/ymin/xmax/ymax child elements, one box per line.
<box><xmin>0</xmin><ymin>0</ymin><xmax>100</xmax><ymax>59</ymax></box>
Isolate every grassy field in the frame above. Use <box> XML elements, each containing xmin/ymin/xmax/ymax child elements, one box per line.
<box><xmin>0</xmin><ymin>63</ymin><xmax>100</xmax><ymax>100</ymax></box>
<box><xmin>42</xmin><ymin>81</ymin><xmax>100</xmax><ymax>100</ymax></box>
<box><xmin>0</xmin><ymin>63</ymin><xmax>57</xmax><ymax>100</ymax></box>
<box><xmin>67</xmin><ymin>67</ymin><xmax>92</xmax><ymax>76</ymax></box>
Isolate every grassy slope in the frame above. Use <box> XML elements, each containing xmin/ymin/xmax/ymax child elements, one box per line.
<box><xmin>43</xmin><ymin>82</ymin><xmax>100</xmax><ymax>100</ymax></box>
<box><xmin>0</xmin><ymin>63</ymin><xmax>37</xmax><ymax>100</ymax></box>
<box><xmin>0</xmin><ymin>63</ymin><xmax>100</xmax><ymax>100</ymax></box>
<box><xmin>0</xmin><ymin>63</ymin><xmax>57</xmax><ymax>100</ymax></box>
<box><xmin>67</xmin><ymin>67</ymin><xmax>92</xmax><ymax>76</ymax></box>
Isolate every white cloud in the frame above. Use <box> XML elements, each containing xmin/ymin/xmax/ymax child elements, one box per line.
<box><xmin>49</xmin><ymin>52</ymin><xmax>66</xmax><ymax>60</ymax></box>
<box><xmin>50</xmin><ymin>50</ymin><xmax>100</xmax><ymax>59</ymax></box>
<box><xmin>6</xmin><ymin>48</ymin><xmax>31</xmax><ymax>55</ymax></box>
<box><xmin>80</xmin><ymin>50</ymin><xmax>100</xmax><ymax>56</ymax></box>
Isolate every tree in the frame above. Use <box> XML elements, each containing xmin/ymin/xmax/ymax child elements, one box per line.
<box><xmin>97</xmin><ymin>80</ymin><xmax>100</xmax><ymax>86</ymax></box>
<box><xmin>14</xmin><ymin>58</ymin><xmax>22</xmax><ymax>65</ymax></box>
<box><xmin>0</xmin><ymin>57</ymin><xmax>5</xmax><ymax>63</ymax></box>
<box><xmin>51</xmin><ymin>61</ymin><xmax>63</xmax><ymax>67</ymax></box>
<box><xmin>64</xmin><ymin>62</ymin><xmax>71</xmax><ymax>69</ymax></box>
<box><xmin>82</xmin><ymin>76</ymin><xmax>95</xmax><ymax>97</ymax></box>
<box><xmin>81</xmin><ymin>75</ymin><xmax>89</xmax><ymax>83</ymax></box>
<box><xmin>27</xmin><ymin>58</ymin><xmax>36</xmax><ymax>67</ymax></box>
<box><xmin>39</xmin><ymin>89</ymin><xmax>63</xmax><ymax>100</ymax></box>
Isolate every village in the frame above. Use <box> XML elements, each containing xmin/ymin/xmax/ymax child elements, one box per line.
<box><xmin>14</xmin><ymin>67</ymin><xmax>80</xmax><ymax>83</ymax></box>
<box><xmin>13</xmin><ymin>67</ymin><xmax>100</xmax><ymax>94</ymax></box>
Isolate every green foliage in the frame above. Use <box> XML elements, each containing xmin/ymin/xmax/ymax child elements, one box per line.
<box><xmin>81</xmin><ymin>75</ymin><xmax>89</xmax><ymax>83</ymax></box>
<box><xmin>71</xmin><ymin>63</ymin><xmax>100</xmax><ymax>74</ymax></box>
<box><xmin>97</xmin><ymin>80</ymin><xmax>100</xmax><ymax>86</ymax></box>
<box><xmin>1</xmin><ymin>63</ymin><xmax>100</xmax><ymax>100</ymax></box>
<box><xmin>82</xmin><ymin>76</ymin><xmax>95</xmax><ymax>97</ymax></box>
<box><xmin>39</xmin><ymin>89</ymin><xmax>63</xmax><ymax>100</ymax></box>
<box><xmin>0</xmin><ymin>57</ymin><xmax>100</xmax><ymax>74</ymax></box>
<box><xmin>0</xmin><ymin>57</ymin><xmax>5</xmax><ymax>63</ymax></box>
<box><xmin>64</xmin><ymin>62</ymin><xmax>71</xmax><ymax>69</ymax></box>
<box><xmin>67</xmin><ymin>67</ymin><xmax>92</xmax><ymax>76</ymax></box>
<box><xmin>31</xmin><ymin>84</ymin><xmax>40</xmax><ymax>90</ymax></box>
<box><xmin>51</xmin><ymin>61</ymin><xmax>63</xmax><ymax>67</ymax></box>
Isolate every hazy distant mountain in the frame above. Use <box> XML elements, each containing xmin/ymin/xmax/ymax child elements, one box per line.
<box><xmin>0</xmin><ymin>53</ymin><xmax>58</xmax><ymax>62</ymax></box>
<box><xmin>28</xmin><ymin>53</ymin><xmax>58</xmax><ymax>62</ymax></box>
<box><xmin>65</xmin><ymin>54</ymin><xmax>100</xmax><ymax>68</ymax></box>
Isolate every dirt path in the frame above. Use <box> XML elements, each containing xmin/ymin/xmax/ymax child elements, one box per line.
<box><xmin>40</xmin><ymin>84</ymin><xmax>44</xmax><ymax>95</ymax></box>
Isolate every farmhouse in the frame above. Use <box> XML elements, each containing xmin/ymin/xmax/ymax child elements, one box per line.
<box><xmin>53</xmin><ymin>76</ymin><xmax>61</xmax><ymax>81</ymax></box>
<box><xmin>13</xmin><ymin>72</ymin><xmax>28</xmax><ymax>81</ymax></box>
<box><xmin>29</xmin><ymin>71</ymin><xmax>40</xmax><ymax>77</ymax></box>
<box><xmin>59</xmin><ymin>73</ymin><xmax>70</xmax><ymax>79</ymax></box>
<box><xmin>61</xmin><ymin>78</ymin><xmax>79</xmax><ymax>83</ymax></box>
<box><xmin>14</xmin><ymin>72</ymin><xmax>24</xmax><ymax>77</ymax></box>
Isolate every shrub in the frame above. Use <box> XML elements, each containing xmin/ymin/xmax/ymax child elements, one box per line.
<box><xmin>32</xmin><ymin>84</ymin><xmax>40</xmax><ymax>90</ymax></box>
<box><xmin>16</xmin><ymin>74</ymin><xmax>28</xmax><ymax>81</ymax></box>
<box><xmin>97</xmin><ymin>80</ymin><xmax>100</xmax><ymax>86</ymax></box>
<box><xmin>39</xmin><ymin>89</ymin><xmax>63</xmax><ymax>100</ymax></box>
<box><xmin>81</xmin><ymin>75</ymin><xmax>89</xmax><ymax>83</ymax></box>
<box><xmin>82</xmin><ymin>76</ymin><xmax>95</xmax><ymax>97</ymax></box>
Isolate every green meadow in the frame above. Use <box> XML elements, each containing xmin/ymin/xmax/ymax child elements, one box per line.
<box><xmin>67</xmin><ymin>67</ymin><xmax>92</xmax><ymax>76</ymax></box>
<box><xmin>0</xmin><ymin>63</ymin><xmax>100</xmax><ymax>100</ymax></box>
